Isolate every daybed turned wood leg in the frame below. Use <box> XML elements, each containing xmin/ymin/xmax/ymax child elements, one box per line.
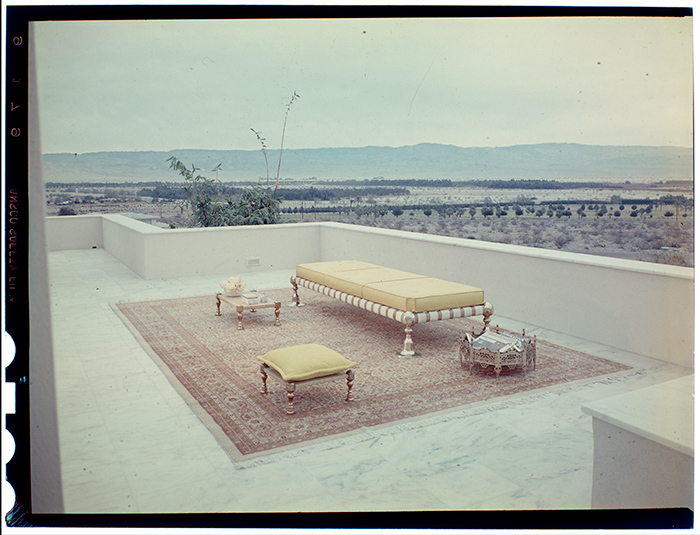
<box><xmin>346</xmin><ymin>369</ymin><xmax>355</xmax><ymax>402</ymax></box>
<box><xmin>289</xmin><ymin>276</ymin><xmax>305</xmax><ymax>307</ymax></box>
<box><xmin>259</xmin><ymin>363</ymin><xmax>268</xmax><ymax>394</ymax></box>
<box><xmin>398</xmin><ymin>312</ymin><xmax>420</xmax><ymax>358</ymax></box>
<box><xmin>481</xmin><ymin>302</ymin><xmax>494</xmax><ymax>334</ymax></box>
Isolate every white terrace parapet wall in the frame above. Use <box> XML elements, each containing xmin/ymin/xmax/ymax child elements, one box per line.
<box><xmin>46</xmin><ymin>214</ymin><xmax>321</xmax><ymax>278</ymax></box>
<box><xmin>46</xmin><ymin>215</ymin><xmax>694</xmax><ymax>369</ymax></box>
<box><xmin>46</xmin><ymin>213</ymin><xmax>104</xmax><ymax>250</ymax></box>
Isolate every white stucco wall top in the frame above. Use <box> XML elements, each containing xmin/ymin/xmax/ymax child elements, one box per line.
<box><xmin>318</xmin><ymin>221</ymin><xmax>694</xmax><ymax>280</ymax></box>
<box><xmin>49</xmin><ymin>213</ymin><xmax>103</xmax><ymax>220</ymax></box>
<box><xmin>167</xmin><ymin>221</ymin><xmax>310</xmax><ymax>233</ymax></box>
<box><xmin>102</xmin><ymin>213</ymin><xmax>167</xmax><ymax>234</ymax></box>
<box><xmin>104</xmin><ymin>217</ymin><xmax>313</xmax><ymax>237</ymax></box>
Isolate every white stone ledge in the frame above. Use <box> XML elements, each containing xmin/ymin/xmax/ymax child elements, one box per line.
<box><xmin>582</xmin><ymin>374</ymin><xmax>694</xmax><ymax>457</ymax></box>
<box><xmin>319</xmin><ymin>221</ymin><xmax>693</xmax><ymax>280</ymax></box>
<box><xmin>102</xmin><ymin>213</ymin><xmax>167</xmax><ymax>232</ymax></box>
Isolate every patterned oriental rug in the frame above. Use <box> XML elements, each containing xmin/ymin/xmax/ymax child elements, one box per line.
<box><xmin>114</xmin><ymin>289</ymin><xmax>632</xmax><ymax>463</ymax></box>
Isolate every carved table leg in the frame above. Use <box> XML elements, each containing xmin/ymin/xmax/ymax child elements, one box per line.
<box><xmin>274</xmin><ymin>302</ymin><xmax>281</xmax><ymax>326</ymax></box>
<box><xmin>346</xmin><ymin>369</ymin><xmax>355</xmax><ymax>402</ymax></box>
<box><xmin>215</xmin><ymin>293</ymin><xmax>222</xmax><ymax>316</ymax></box>
<box><xmin>236</xmin><ymin>305</ymin><xmax>244</xmax><ymax>330</ymax></box>
<box><xmin>259</xmin><ymin>364</ymin><xmax>268</xmax><ymax>394</ymax></box>
<box><xmin>532</xmin><ymin>335</ymin><xmax>537</xmax><ymax>371</ymax></box>
<box><xmin>285</xmin><ymin>383</ymin><xmax>296</xmax><ymax>415</ymax></box>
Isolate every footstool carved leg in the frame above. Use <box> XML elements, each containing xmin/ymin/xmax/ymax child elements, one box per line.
<box><xmin>259</xmin><ymin>363</ymin><xmax>268</xmax><ymax>394</ymax></box>
<box><xmin>346</xmin><ymin>369</ymin><xmax>355</xmax><ymax>402</ymax></box>
<box><xmin>285</xmin><ymin>383</ymin><xmax>296</xmax><ymax>415</ymax></box>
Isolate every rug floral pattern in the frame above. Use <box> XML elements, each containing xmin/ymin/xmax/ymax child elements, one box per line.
<box><xmin>115</xmin><ymin>289</ymin><xmax>631</xmax><ymax>460</ymax></box>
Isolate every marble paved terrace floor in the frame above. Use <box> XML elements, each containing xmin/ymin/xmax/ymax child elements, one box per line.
<box><xmin>46</xmin><ymin>248</ymin><xmax>692</xmax><ymax>514</ymax></box>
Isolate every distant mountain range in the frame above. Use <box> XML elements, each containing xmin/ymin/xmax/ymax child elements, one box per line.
<box><xmin>42</xmin><ymin>143</ymin><xmax>693</xmax><ymax>183</ymax></box>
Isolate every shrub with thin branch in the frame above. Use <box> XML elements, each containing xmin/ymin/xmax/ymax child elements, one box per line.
<box><xmin>275</xmin><ymin>91</ymin><xmax>300</xmax><ymax>194</ymax></box>
<box><xmin>250</xmin><ymin>128</ymin><xmax>270</xmax><ymax>187</ymax></box>
<box><xmin>251</xmin><ymin>92</ymin><xmax>299</xmax><ymax>195</ymax></box>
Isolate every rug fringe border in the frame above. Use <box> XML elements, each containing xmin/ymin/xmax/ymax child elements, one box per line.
<box><xmin>231</xmin><ymin>365</ymin><xmax>647</xmax><ymax>469</ymax></box>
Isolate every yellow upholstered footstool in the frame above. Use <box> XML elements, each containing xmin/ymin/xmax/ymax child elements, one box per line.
<box><xmin>257</xmin><ymin>344</ymin><xmax>357</xmax><ymax>415</ymax></box>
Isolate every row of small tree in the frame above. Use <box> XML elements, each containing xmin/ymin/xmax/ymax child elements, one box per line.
<box><xmin>269</xmin><ymin>199</ymin><xmax>689</xmax><ymax>221</ymax></box>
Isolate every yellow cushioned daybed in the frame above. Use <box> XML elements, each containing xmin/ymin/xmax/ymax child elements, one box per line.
<box><xmin>291</xmin><ymin>260</ymin><xmax>493</xmax><ymax>356</ymax></box>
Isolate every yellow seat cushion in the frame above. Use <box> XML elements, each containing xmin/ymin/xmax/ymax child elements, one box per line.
<box><xmin>296</xmin><ymin>260</ymin><xmax>379</xmax><ymax>286</ymax></box>
<box><xmin>257</xmin><ymin>344</ymin><xmax>357</xmax><ymax>382</ymax></box>
<box><xmin>323</xmin><ymin>267</ymin><xmax>424</xmax><ymax>297</ymax></box>
<box><xmin>363</xmin><ymin>278</ymin><xmax>484</xmax><ymax>313</ymax></box>
<box><xmin>296</xmin><ymin>260</ymin><xmax>485</xmax><ymax>313</ymax></box>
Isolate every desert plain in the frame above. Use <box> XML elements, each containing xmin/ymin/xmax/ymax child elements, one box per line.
<box><xmin>46</xmin><ymin>180</ymin><xmax>694</xmax><ymax>267</ymax></box>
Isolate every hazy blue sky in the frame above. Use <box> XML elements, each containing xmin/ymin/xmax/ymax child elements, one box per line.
<box><xmin>32</xmin><ymin>15</ymin><xmax>693</xmax><ymax>154</ymax></box>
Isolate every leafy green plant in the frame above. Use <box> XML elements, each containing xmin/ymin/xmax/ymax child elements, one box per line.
<box><xmin>229</xmin><ymin>184</ymin><xmax>282</xmax><ymax>225</ymax></box>
<box><xmin>166</xmin><ymin>156</ymin><xmax>281</xmax><ymax>227</ymax></box>
<box><xmin>167</xmin><ymin>156</ymin><xmax>224</xmax><ymax>227</ymax></box>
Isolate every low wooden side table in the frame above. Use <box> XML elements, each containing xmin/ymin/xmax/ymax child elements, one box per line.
<box><xmin>215</xmin><ymin>292</ymin><xmax>281</xmax><ymax>330</ymax></box>
<box><xmin>460</xmin><ymin>326</ymin><xmax>536</xmax><ymax>379</ymax></box>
